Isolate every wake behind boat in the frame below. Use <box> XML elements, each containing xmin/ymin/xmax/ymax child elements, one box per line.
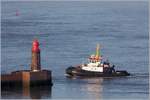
<box><xmin>66</xmin><ymin>44</ymin><xmax>130</xmax><ymax>77</ymax></box>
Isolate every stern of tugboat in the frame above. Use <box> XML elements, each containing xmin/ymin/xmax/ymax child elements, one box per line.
<box><xmin>115</xmin><ymin>70</ymin><xmax>130</xmax><ymax>76</ymax></box>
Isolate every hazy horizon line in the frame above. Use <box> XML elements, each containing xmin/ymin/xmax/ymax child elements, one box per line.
<box><xmin>1</xmin><ymin>0</ymin><xmax>148</xmax><ymax>2</ymax></box>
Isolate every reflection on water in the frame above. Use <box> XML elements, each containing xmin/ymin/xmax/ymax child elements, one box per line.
<box><xmin>85</xmin><ymin>78</ymin><xmax>103</xmax><ymax>91</ymax></box>
<box><xmin>1</xmin><ymin>86</ymin><xmax>52</xmax><ymax>99</ymax></box>
<box><xmin>79</xmin><ymin>77</ymin><xmax>103</xmax><ymax>99</ymax></box>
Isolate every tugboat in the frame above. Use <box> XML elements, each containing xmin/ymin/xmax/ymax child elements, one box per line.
<box><xmin>66</xmin><ymin>44</ymin><xmax>130</xmax><ymax>77</ymax></box>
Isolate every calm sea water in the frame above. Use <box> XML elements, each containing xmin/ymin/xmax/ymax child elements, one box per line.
<box><xmin>1</xmin><ymin>1</ymin><xmax>149</xmax><ymax>99</ymax></box>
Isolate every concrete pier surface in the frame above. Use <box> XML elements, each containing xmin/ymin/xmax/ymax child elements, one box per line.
<box><xmin>1</xmin><ymin>39</ymin><xmax>52</xmax><ymax>87</ymax></box>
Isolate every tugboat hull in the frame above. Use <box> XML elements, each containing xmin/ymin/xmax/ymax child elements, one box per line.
<box><xmin>66</xmin><ymin>67</ymin><xmax>130</xmax><ymax>77</ymax></box>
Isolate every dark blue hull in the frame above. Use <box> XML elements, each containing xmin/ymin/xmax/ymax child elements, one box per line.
<box><xmin>66</xmin><ymin>67</ymin><xmax>130</xmax><ymax>77</ymax></box>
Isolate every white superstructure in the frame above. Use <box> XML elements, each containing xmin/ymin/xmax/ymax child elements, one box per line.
<box><xmin>81</xmin><ymin>44</ymin><xmax>105</xmax><ymax>72</ymax></box>
<box><xmin>81</xmin><ymin>62</ymin><xmax>103</xmax><ymax>72</ymax></box>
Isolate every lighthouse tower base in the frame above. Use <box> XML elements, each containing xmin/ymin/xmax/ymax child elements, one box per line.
<box><xmin>1</xmin><ymin>70</ymin><xmax>52</xmax><ymax>89</ymax></box>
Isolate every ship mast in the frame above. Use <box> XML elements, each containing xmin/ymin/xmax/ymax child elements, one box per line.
<box><xmin>95</xmin><ymin>44</ymin><xmax>100</xmax><ymax>62</ymax></box>
<box><xmin>96</xmin><ymin>44</ymin><xmax>100</xmax><ymax>57</ymax></box>
<box><xmin>89</xmin><ymin>44</ymin><xmax>101</xmax><ymax>63</ymax></box>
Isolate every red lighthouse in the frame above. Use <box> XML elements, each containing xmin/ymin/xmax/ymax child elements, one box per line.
<box><xmin>31</xmin><ymin>39</ymin><xmax>41</xmax><ymax>71</ymax></box>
